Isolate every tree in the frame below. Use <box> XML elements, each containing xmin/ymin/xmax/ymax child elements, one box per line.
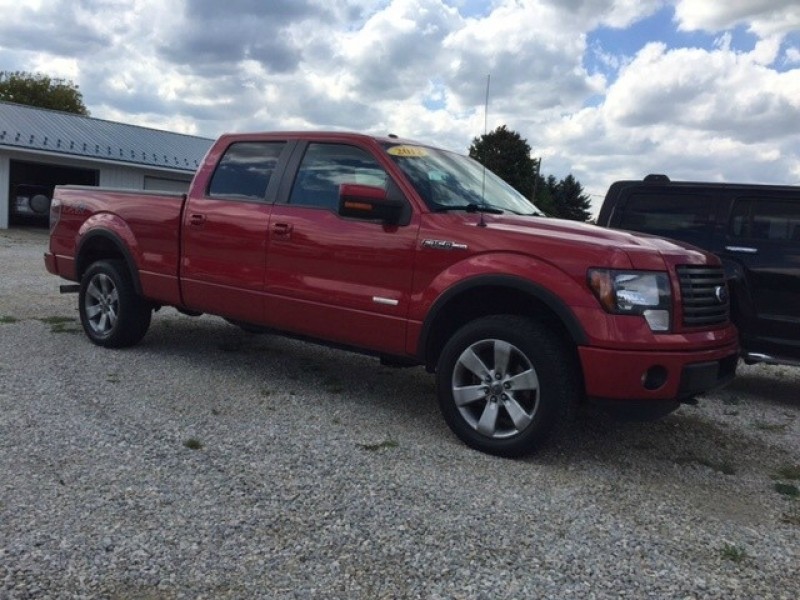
<box><xmin>540</xmin><ymin>175</ymin><xmax>592</xmax><ymax>221</ymax></box>
<box><xmin>469</xmin><ymin>125</ymin><xmax>537</xmax><ymax>200</ymax></box>
<box><xmin>0</xmin><ymin>71</ymin><xmax>89</xmax><ymax>115</ymax></box>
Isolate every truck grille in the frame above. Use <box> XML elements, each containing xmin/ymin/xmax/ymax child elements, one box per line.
<box><xmin>677</xmin><ymin>266</ymin><xmax>729</xmax><ymax>328</ymax></box>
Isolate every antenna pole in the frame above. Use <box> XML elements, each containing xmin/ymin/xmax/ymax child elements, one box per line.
<box><xmin>478</xmin><ymin>74</ymin><xmax>491</xmax><ymax>227</ymax></box>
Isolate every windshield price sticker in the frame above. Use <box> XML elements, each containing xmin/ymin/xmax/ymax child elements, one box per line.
<box><xmin>387</xmin><ymin>145</ymin><xmax>428</xmax><ymax>158</ymax></box>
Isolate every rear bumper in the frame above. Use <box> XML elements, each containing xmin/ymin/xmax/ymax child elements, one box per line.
<box><xmin>579</xmin><ymin>340</ymin><xmax>739</xmax><ymax>402</ymax></box>
<box><xmin>44</xmin><ymin>251</ymin><xmax>58</xmax><ymax>276</ymax></box>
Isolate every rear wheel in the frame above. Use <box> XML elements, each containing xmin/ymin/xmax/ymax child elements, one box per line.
<box><xmin>436</xmin><ymin>315</ymin><xmax>579</xmax><ymax>457</ymax></box>
<box><xmin>79</xmin><ymin>260</ymin><xmax>151</xmax><ymax>348</ymax></box>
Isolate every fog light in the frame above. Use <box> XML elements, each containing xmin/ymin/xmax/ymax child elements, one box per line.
<box><xmin>642</xmin><ymin>365</ymin><xmax>668</xmax><ymax>391</ymax></box>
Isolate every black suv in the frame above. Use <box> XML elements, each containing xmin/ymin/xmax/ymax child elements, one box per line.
<box><xmin>597</xmin><ymin>175</ymin><xmax>800</xmax><ymax>367</ymax></box>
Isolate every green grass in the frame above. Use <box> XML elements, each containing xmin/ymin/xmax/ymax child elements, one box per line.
<box><xmin>755</xmin><ymin>421</ymin><xmax>791</xmax><ymax>433</ymax></box>
<box><xmin>358</xmin><ymin>439</ymin><xmax>399</xmax><ymax>452</ymax></box>
<box><xmin>38</xmin><ymin>315</ymin><xmax>80</xmax><ymax>333</ymax></box>
<box><xmin>183</xmin><ymin>438</ymin><xmax>203</xmax><ymax>450</ymax></box>
<box><xmin>106</xmin><ymin>373</ymin><xmax>121</xmax><ymax>384</ymax></box>
<box><xmin>774</xmin><ymin>483</ymin><xmax>799</xmax><ymax>498</ymax></box>
<box><xmin>720</xmin><ymin>543</ymin><xmax>747</xmax><ymax>562</ymax></box>
<box><xmin>0</xmin><ymin>315</ymin><xmax>18</xmax><ymax>324</ymax></box>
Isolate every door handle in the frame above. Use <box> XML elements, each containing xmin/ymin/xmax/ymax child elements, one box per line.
<box><xmin>724</xmin><ymin>245</ymin><xmax>758</xmax><ymax>254</ymax></box>
<box><xmin>189</xmin><ymin>213</ymin><xmax>206</xmax><ymax>226</ymax></box>
<box><xmin>272</xmin><ymin>223</ymin><xmax>293</xmax><ymax>238</ymax></box>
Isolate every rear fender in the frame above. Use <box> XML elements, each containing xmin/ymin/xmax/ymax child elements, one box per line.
<box><xmin>76</xmin><ymin>215</ymin><xmax>142</xmax><ymax>294</ymax></box>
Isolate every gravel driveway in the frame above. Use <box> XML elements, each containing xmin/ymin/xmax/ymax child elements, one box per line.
<box><xmin>1</xmin><ymin>228</ymin><xmax>798</xmax><ymax>599</ymax></box>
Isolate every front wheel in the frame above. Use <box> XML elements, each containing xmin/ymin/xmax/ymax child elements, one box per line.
<box><xmin>79</xmin><ymin>260</ymin><xmax>152</xmax><ymax>348</ymax></box>
<box><xmin>436</xmin><ymin>315</ymin><xmax>580</xmax><ymax>457</ymax></box>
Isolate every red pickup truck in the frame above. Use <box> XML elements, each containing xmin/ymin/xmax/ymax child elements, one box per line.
<box><xmin>45</xmin><ymin>131</ymin><xmax>739</xmax><ymax>456</ymax></box>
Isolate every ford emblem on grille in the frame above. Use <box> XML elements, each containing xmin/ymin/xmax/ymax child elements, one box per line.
<box><xmin>714</xmin><ymin>285</ymin><xmax>729</xmax><ymax>304</ymax></box>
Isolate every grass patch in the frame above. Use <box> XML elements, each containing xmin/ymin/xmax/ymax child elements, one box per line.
<box><xmin>183</xmin><ymin>438</ymin><xmax>203</xmax><ymax>450</ymax></box>
<box><xmin>720</xmin><ymin>543</ymin><xmax>747</xmax><ymax>562</ymax></box>
<box><xmin>0</xmin><ymin>315</ymin><xmax>18</xmax><ymax>324</ymax></box>
<box><xmin>722</xmin><ymin>394</ymin><xmax>741</xmax><ymax>406</ymax></box>
<box><xmin>755</xmin><ymin>421</ymin><xmax>791</xmax><ymax>433</ymax></box>
<box><xmin>774</xmin><ymin>483</ymin><xmax>800</xmax><ymax>498</ymax></box>
<box><xmin>106</xmin><ymin>373</ymin><xmax>121</xmax><ymax>384</ymax></box>
<box><xmin>773</xmin><ymin>465</ymin><xmax>800</xmax><ymax>481</ymax></box>
<box><xmin>38</xmin><ymin>316</ymin><xmax>80</xmax><ymax>333</ymax></box>
<box><xmin>358</xmin><ymin>439</ymin><xmax>398</xmax><ymax>452</ymax></box>
<box><xmin>675</xmin><ymin>454</ymin><xmax>736</xmax><ymax>475</ymax></box>
<box><xmin>781</xmin><ymin>509</ymin><xmax>800</xmax><ymax>526</ymax></box>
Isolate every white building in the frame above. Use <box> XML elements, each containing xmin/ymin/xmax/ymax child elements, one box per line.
<box><xmin>0</xmin><ymin>101</ymin><xmax>213</xmax><ymax>228</ymax></box>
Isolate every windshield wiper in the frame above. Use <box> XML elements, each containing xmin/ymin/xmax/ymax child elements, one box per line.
<box><xmin>434</xmin><ymin>203</ymin><xmax>505</xmax><ymax>214</ymax></box>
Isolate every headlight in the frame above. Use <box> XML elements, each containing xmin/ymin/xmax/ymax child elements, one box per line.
<box><xmin>587</xmin><ymin>269</ymin><xmax>672</xmax><ymax>332</ymax></box>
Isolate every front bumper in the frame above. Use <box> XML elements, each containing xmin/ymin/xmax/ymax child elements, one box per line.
<box><xmin>579</xmin><ymin>340</ymin><xmax>739</xmax><ymax>402</ymax></box>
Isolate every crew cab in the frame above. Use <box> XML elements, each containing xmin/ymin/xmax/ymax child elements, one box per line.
<box><xmin>45</xmin><ymin>132</ymin><xmax>739</xmax><ymax>456</ymax></box>
<box><xmin>597</xmin><ymin>175</ymin><xmax>800</xmax><ymax>367</ymax></box>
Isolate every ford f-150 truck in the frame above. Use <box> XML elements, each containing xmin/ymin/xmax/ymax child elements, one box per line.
<box><xmin>45</xmin><ymin>131</ymin><xmax>739</xmax><ymax>456</ymax></box>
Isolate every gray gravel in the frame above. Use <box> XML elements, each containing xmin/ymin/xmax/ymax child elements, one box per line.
<box><xmin>1</xmin><ymin>227</ymin><xmax>798</xmax><ymax>599</ymax></box>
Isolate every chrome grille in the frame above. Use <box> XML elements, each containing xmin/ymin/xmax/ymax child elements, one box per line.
<box><xmin>677</xmin><ymin>266</ymin><xmax>729</xmax><ymax>327</ymax></box>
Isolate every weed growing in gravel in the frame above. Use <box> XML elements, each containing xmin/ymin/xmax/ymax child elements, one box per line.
<box><xmin>106</xmin><ymin>373</ymin><xmax>120</xmax><ymax>383</ymax></box>
<box><xmin>184</xmin><ymin>438</ymin><xmax>203</xmax><ymax>450</ymax></box>
<box><xmin>0</xmin><ymin>315</ymin><xmax>18</xmax><ymax>324</ymax></box>
<box><xmin>358</xmin><ymin>439</ymin><xmax>399</xmax><ymax>452</ymax></box>
<box><xmin>38</xmin><ymin>316</ymin><xmax>80</xmax><ymax>333</ymax></box>
<box><xmin>755</xmin><ymin>420</ymin><xmax>790</xmax><ymax>432</ymax></box>
<box><xmin>774</xmin><ymin>483</ymin><xmax>799</xmax><ymax>498</ymax></box>
<box><xmin>675</xmin><ymin>454</ymin><xmax>736</xmax><ymax>475</ymax></box>
<box><xmin>720</xmin><ymin>544</ymin><xmax>747</xmax><ymax>562</ymax></box>
<box><xmin>773</xmin><ymin>465</ymin><xmax>800</xmax><ymax>481</ymax></box>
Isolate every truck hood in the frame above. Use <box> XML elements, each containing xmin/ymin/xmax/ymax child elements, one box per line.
<box><xmin>485</xmin><ymin>214</ymin><xmax>715</xmax><ymax>267</ymax></box>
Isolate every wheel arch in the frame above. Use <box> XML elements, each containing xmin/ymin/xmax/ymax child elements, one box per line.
<box><xmin>75</xmin><ymin>229</ymin><xmax>143</xmax><ymax>295</ymax></box>
<box><xmin>418</xmin><ymin>275</ymin><xmax>587</xmax><ymax>371</ymax></box>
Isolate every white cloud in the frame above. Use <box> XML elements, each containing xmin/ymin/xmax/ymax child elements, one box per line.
<box><xmin>673</xmin><ymin>0</ymin><xmax>800</xmax><ymax>38</ymax></box>
<box><xmin>0</xmin><ymin>0</ymin><xmax>797</xmax><ymax>217</ymax></box>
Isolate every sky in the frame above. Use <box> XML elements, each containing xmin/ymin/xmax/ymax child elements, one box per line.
<box><xmin>1</xmin><ymin>0</ymin><xmax>799</xmax><ymax>213</ymax></box>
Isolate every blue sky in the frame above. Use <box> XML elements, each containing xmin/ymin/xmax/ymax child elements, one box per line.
<box><xmin>0</xmin><ymin>0</ymin><xmax>798</xmax><ymax>213</ymax></box>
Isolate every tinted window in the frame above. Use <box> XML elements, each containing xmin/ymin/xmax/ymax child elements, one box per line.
<box><xmin>730</xmin><ymin>198</ymin><xmax>800</xmax><ymax>242</ymax></box>
<box><xmin>208</xmin><ymin>142</ymin><xmax>285</xmax><ymax>200</ymax></box>
<box><xmin>289</xmin><ymin>144</ymin><xmax>388</xmax><ymax>210</ymax></box>
<box><xmin>617</xmin><ymin>192</ymin><xmax>716</xmax><ymax>245</ymax></box>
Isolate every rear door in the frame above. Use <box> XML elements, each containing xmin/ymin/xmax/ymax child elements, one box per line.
<box><xmin>722</xmin><ymin>194</ymin><xmax>800</xmax><ymax>360</ymax></box>
<box><xmin>262</xmin><ymin>140</ymin><xmax>419</xmax><ymax>355</ymax></box>
<box><xmin>180</xmin><ymin>140</ymin><xmax>290</xmax><ymax>322</ymax></box>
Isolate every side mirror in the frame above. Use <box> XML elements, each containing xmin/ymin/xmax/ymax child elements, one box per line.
<box><xmin>338</xmin><ymin>183</ymin><xmax>404</xmax><ymax>224</ymax></box>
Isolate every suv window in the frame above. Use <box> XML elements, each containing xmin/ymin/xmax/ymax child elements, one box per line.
<box><xmin>208</xmin><ymin>142</ymin><xmax>285</xmax><ymax>200</ymax></box>
<box><xmin>616</xmin><ymin>192</ymin><xmax>716</xmax><ymax>247</ymax></box>
<box><xmin>730</xmin><ymin>198</ymin><xmax>800</xmax><ymax>242</ymax></box>
<box><xmin>289</xmin><ymin>143</ymin><xmax>388</xmax><ymax>210</ymax></box>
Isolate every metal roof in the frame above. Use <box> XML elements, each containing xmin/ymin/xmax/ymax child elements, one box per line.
<box><xmin>0</xmin><ymin>101</ymin><xmax>213</xmax><ymax>172</ymax></box>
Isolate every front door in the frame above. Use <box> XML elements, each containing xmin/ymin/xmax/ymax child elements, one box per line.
<box><xmin>263</xmin><ymin>141</ymin><xmax>419</xmax><ymax>355</ymax></box>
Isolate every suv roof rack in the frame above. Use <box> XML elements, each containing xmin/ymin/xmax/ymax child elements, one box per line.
<box><xmin>643</xmin><ymin>174</ymin><xmax>670</xmax><ymax>182</ymax></box>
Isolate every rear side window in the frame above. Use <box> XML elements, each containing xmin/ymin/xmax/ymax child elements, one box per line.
<box><xmin>730</xmin><ymin>198</ymin><xmax>800</xmax><ymax>242</ymax></box>
<box><xmin>208</xmin><ymin>142</ymin><xmax>285</xmax><ymax>201</ymax></box>
<box><xmin>616</xmin><ymin>192</ymin><xmax>715</xmax><ymax>246</ymax></box>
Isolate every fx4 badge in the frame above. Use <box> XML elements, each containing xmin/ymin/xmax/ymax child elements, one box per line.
<box><xmin>422</xmin><ymin>239</ymin><xmax>468</xmax><ymax>251</ymax></box>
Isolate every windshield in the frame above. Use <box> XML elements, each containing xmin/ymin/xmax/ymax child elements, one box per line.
<box><xmin>383</xmin><ymin>143</ymin><xmax>544</xmax><ymax>216</ymax></box>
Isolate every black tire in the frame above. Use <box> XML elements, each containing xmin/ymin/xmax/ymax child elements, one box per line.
<box><xmin>436</xmin><ymin>315</ymin><xmax>580</xmax><ymax>457</ymax></box>
<box><xmin>79</xmin><ymin>260</ymin><xmax>152</xmax><ymax>348</ymax></box>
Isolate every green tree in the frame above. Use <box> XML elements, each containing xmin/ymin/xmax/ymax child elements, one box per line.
<box><xmin>469</xmin><ymin>125</ymin><xmax>537</xmax><ymax>200</ymax></box>
<box><xmin>0</xmin><ymin>71</ymin><xmax>89</xmax><ymax>115</ymax></box>
<box><xmin>549</xmin><ymin>174</ymin><xmax>592</xmax><ymax>221</ymax></box>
